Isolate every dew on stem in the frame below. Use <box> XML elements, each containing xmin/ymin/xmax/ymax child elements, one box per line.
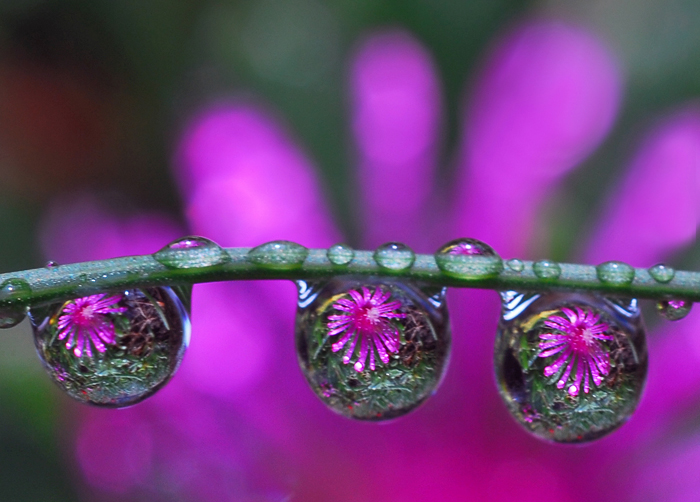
<box><xmin>248</xmin><ymin>240</ymin><xmax>308</xmax><ymax>270</ymax></box>
<box><xmin>373</xmin><ymin>242</ymin><xmax>415</xmax><ymax>271</ymax></box>
<box><xmin>434</xmin><ymin>238</ymin><xmax>503</xmax><ymax>279</ymax></box>
<box><xmin>154</xmin><ymin>236</ymin><xmax>229</xmax><ymax>269</ymax></box>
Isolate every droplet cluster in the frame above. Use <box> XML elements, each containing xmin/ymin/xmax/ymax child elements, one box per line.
<box><xmin>0</xmin><ymin>234</ymin><xmax>691</xmax><ymax>443</ymax></box>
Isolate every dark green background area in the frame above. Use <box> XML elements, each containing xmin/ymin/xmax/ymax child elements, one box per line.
<box><xmin>0</xmin><ymin>0</ymin><xmax>697</xmax><ymax>500</ymax></box>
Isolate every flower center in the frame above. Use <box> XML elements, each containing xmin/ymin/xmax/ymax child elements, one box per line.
<box><xmin>355</xmin><ymin>305</ymin><xmax>382</xmax><ymax>334</ymax></box>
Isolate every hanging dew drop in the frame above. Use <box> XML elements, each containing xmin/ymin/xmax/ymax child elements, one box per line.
<box><xmin>434</xmin><ymin>238</ymin><xmax>503</xmax><ymax>279</ymax></box>
<box><xmin>154</xmin><ymin>236</ymin><xmax>229</xmax><ymax>269</ymax></box>
<box><xmin>0</xmin><ymin>278</ymin><xmax>32</xmax><ymax>329</ymax></box>
<box><xmin>596</xmin><ymin>261</ymin><xmax>635</xmax><ymax>285</ymax></box>
<box><xmin>0</xmin><ymin>307</ymin><xmax>27</xmax><ymax>329</ymax></box>
<box><xmin>648</xmin><ymin>264</ymin><xmax>675</xmax><ymax>283</ymax></box>
<box><xmin>327</xmin><ymin>243</ymin><xmax>354</xmax><ymax>266</ymax></box>
<box><xmin>656</xmin><ymin>299</ymin><xmax>692</xmax><ymax>321</ymax></box>
<box><xmin>532</xmin><ymin>260</ymin><xmax>561</xmax><ymax>280</ymax></box>
<box><xmin>506</xmin><ymin>259</ymin><xmax>524</xmax><ymax>273</ymax></box>
<box><xmin>248</xmin><ymin>240</ymin><xmax>308</xmax><ymax>270</ymax></box>
<box><xmin>374</xmin><ymin>243</ymin><xmax>415</xmax><ymax>271</ymax></box>
<box><xmin>295</xmin><ymin>277</ymin><xmax>451</xmax><ymax>420</ymax></box>
<box><xmin>494</xmin><ymin>291</ymin><xmax>647</xmax><ymax>443</ymax></box>
<box><xmin>29</xmin><ymin>287</ymin><xmax>190</xmax><ymax>408</ymax></box>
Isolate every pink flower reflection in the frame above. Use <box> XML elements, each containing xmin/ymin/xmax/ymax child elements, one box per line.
<box><xmin>327</xmin><ymin>286</ymin><xmax>406</xmax><ymax>372</ymax></box>
<box><xmin>39</xmin><ymin>15</ymin><xmax>700</xmax><ymax>502</ymax></box>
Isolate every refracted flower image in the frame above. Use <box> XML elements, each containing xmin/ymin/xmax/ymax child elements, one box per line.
<box><xmin>296</xmin><ymin>278</ymin><xmax>450</xmax><ymax>420</ymax></box>
<box><xmin>327</xmin><ymin>286</ymin><xmax>406</xmax><ymax>372</ymax></box>
<box><xmin>56</xmin><ymin>294</ymin><xmax>126</xmax><ymax>358</ymax></box>
<box><xmin>495</xmin><ymin>292</ymin><xmax>648</xmax><ymax>443</ymax></box>
<box><xmin>16</xmin><ymin>5</ymin><xmax>698</xmax><ymax>501</ymax></box>
<box><xmin>539</xmin><ymin>306</ymin><xmax>613</xmax><ymax>396</ymax></box>
<box><xmin>30</xmin><ymin>287</ymin><xmax>190</xmax><ymax>407</ymax></box>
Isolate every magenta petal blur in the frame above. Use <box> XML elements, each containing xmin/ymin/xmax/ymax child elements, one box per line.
<box><xmin>296</xmin><ymin>278</ymin><xmax>450</xmax><ymax>420</ymax></box>
<box><xmin>30</xmin><ymin>287</ymin><xmax>191</xmax><ymax>407</ymax></box>
<box><xmin>495</xmin><ymin>292</ymin><xmax>647</xmax><ymax>443</ymax></box>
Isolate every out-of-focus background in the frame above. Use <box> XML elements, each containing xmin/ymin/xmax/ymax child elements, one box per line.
<box><xmin>0</xmin><ymin>0</ymin><xmax>697</xmax><ymax>501</ymax></box>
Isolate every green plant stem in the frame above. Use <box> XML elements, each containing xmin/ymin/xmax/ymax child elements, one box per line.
<box><xmin>0</xmin><ymin>248</ymin><xmax>698</xmax><ymax>309</ymax></box>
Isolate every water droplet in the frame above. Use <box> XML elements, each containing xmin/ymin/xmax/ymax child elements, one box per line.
<box><xmin>0</xmin><ymin>278</ymin><xmax>31</xmax><ymax>328</ymax></box>
<box><xmin>506</xmin><ymin>259</ymin><xmax>524</xmax><ymax>272</ymax></box>
<box><xmin>374</xmin><ymin>242</ymin><xmax>415</xmax><ymax>271</ymax></box>
<box><xmin>434</xmin><ymin>238</ymin><xmax>503</xmax><ymax>279</ymax></box>
<box><xmin>533</xmin><ymin>260</ymin><xmax>561</xmax><ymax>280</ymax></box>
<box><xmin>154</xmin><ymin>236</ymin><xmax>229</xmax><ymax>269</ymax></box>
<box><xmin>0</xmin><ymin>278</ymin><xmax>31</xmax><ymax>301</ymax></box>
<box><xmin>656</xmin><ymin>298</ymin><xmax>692</xmax><ymax>321</ymax></box>
<box><xmin>30</xmin><ymin>287</ymin><xmax>190</xmax><ymax>407</ymax></box>
<box><xmin>248</xmin><ymin>240</ymin><xmax>308</xmax><ymax>270</ymax></box>
<box><xmin>596</xmin><ymin>261</ymin><xmax>635</xmax><ymax>286</ymax></box>
<box><xmin>648</xmin><ymin>264</ymin><xmax>675</xmax><ymax>283</ymax></box>
<box><xmin>327</xmin><ymin>243</ymin><xmax>354</xmax><ymax>266</ymax></box>
<box><xmin>495</xmin><ymin>291</ymin><xmax>647</xmax><ymax>443</ymax></box>
<box><xmin>295</xmin><ymin>278</ymin><xmax>451</xmax><ymax>420</ymax></box>
<box><xmin>45</xmin><ymin>261</ymin><xmax>58</xmax><ymax>268</ymax></box>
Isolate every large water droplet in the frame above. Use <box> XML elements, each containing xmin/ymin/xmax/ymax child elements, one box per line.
<box><xmin>648</xmin><ymin>264</ymin><xmax>675</xmax><ymax>283</ymax></box>
<box><xmin>596</xmin><ymin>261</ymin><xmax>635</xmax><ymax>285</ymax></box>
<box><xmin>0</xmin><ymin>278</ymin><xmax>32</xmax><ymax>329</ymax></box>
<box><xmin>434</xmin><ymin>238</ymin><xmax>503</xmax><ymax>279</ymax></box>
<box><xmin>656</xmin><ymin>298</ymin><xmax>692</xmax><ymax>321</ymax></box>
<box><xmin>30</xmin><ymin>287</ymin><xmax>190</xmax><ymax>407</ymax></box>
<box><xmin>295</xmin><ymin>277</ymin><xmax>451</xmax><ymax>420</ymax></box>
<box><xmin>327</xmin><ymin>243</ymin><xmax>354</xmax><ymax>266</ymax></box>
<box><xmin>154</xmin><ymin>236</ymin><xmax>229</xmax><ymax>269</ymax></box>
<box><xmin>495</xmin><ymin>291</ymin><xmax>647</xmax><ymax>443</ymax></box>
<box><xmin>374</xmin><ymin>242</ymin><xmax>415</xmax><ymax>271</ymax></box>
<box><xmin>248</xmin><ymin>240</ymin><xmax>308</xmax><ymax>270</ymax></box>
<box><xmin>533</xmin><ymin>260</ymin><xmax>561</xmax><ymax>280</ymax></box>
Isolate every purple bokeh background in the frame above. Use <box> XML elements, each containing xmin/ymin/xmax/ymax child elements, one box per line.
<box><xmin>40</xmin><ymin>17</ymin><xmax>699</xmax><ymax>502</ymax></box>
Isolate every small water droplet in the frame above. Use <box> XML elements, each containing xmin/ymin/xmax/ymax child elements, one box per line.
<box><xmin>0</xmin><ymin>278</ymin><xmax>31</xmax><ymax>302</ymax></box>
<box><xmin>295</xmin><ymin>278</ymin><xmax>450</xmax><ymax>420</ymax></box>
<box><xmin>495</xmin><ymin>291</ymin><xmax>647</xmax><ymax>443</ymax></box>
<box><xmin>506</xmin><ymin>259</ymin><xmax>524</xmax><ymax>272</ymax></box>
<box><xmin>45</xmin><ymin>261</ymin><xmax>59</xmax><ymax>268</ymax></box>
<box><xmin>596</xmin><ymin>261</ymin><xmax>635</xmax><ymax>285</ymax></box>
<box><xmin>648</xmin><ymin>264</ymin><xmax>675</xmax><ymax>283</ymax></box>
<box><xmin>327</xmin><ymin>243</ymin><xmax>354</xmax><ymax>266</ymax></box>
<box><xmin>154</xmin><ymin>236</ymin><xmax>229</xmax><ymax>269</ymax></box>
<box><xmin>248</xmin><ymin>240</ymin><xmax>308</xmax><ymax>270</ymax></box>
<box><xmin>0</xmin><ymin>278</ymin><xmax>31</xmax><ymax>327</ymax></box>
<box><xmin>656</xmin><ymin>298</ymin><xmax>692</xmax><ymax>321</ymax></box>
<box><xmin>434</xmin><ymin>238</ymin><xmax>503</xmax><ymax>279</ymax></box>
<box><xmin>29</xmin><ymin>287</ymin><xmax>190</xmax><ymax>407</ymax></box>
<box><xmin>533</xmin><ymin>260</ymin><xmax>561</xmax><ymax>280</ymax></box>
<box><xmin>374</xmin><ymin>242</ymin><xmax>415</xmax><ymax>271</ymax></box>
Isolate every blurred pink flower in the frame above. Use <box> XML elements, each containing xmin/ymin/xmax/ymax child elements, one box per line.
<box><xmin>38</xmin><ymin>16</ymin><xmax>700</xmax><ymax>502</ymax></box>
